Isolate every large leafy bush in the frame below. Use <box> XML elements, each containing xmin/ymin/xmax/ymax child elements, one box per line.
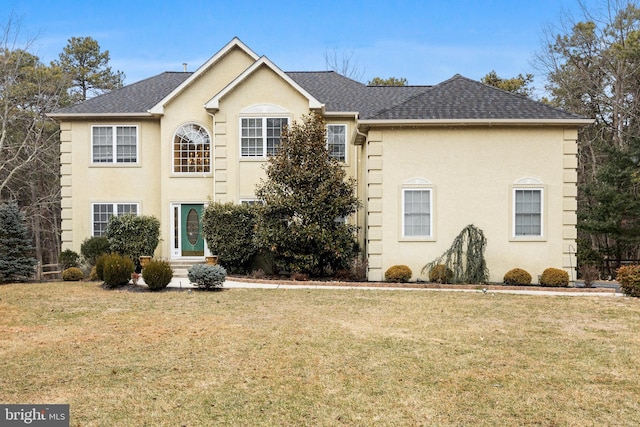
<box><xmin>105</xmin><ymin>214</ymin><xmax>160</xmax><ymax>270</ymax></box>
<box><xmin>0</xmin><ymin>202</ymin><xmax>36</xmax><ymax>283</ymax></box>
<box><xmin>202</xmin><ymin>202</ymin><xmax>259</xmax><ymax>274</ymax></box>
<box><xmin>254</xmin><ymin>113</ymin><xmax>360</xmax><ymax>276</ymax></box>
<box><xmin>80</xmin><ymin>236</ymin><xmax>111</xmax><ymax>266</ymax></box>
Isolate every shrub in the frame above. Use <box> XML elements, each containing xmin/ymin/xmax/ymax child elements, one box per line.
<box><xmin>0</xmin><ymin>202</ymin><xmax>36</xmax><ymax>283</ymax></box>
<box><xmin>102</xmin><ymin>253</ymin><xmax>135</xmax><ymax>288</ymax></box>
<box><xmin>80</xmin><ymin>236</ymin><xmax>111</xmax><ymax>266</ymax></box>
<box><xmin>350</xmin><ymin>257</ymin><xmax>368</xmax><ymax>281</ymax></box>
<box><xmin>202</xmin><ymin>202</ymin><xmax>260</xmax><ymax>274</ymax></box>
<box><xmin>616</xmin><ymin>265</ymin><xmax>640</xmax><ymax>297</ymax></box>
<box><xmin>105</xmin><ymin>214</ymin><xmax>160</xmax><ymax>271</ymax></box>
<box><xmin>59</xmin><ymin>249</ymin><xmax>80</xmax><ymax>269</ymax></box>
<box><xmin>89</xmin><ymin>266</ymin><xmax>99</xmax><ymax>281</ymax></box>
<box><xmin>188</xmin><ymin>263</ymin><xmax>227</xmax><ymax>290</ymax></box>
<box><xmin>62</xmin><ymin>267</ymin><xmax>84</xmax><ymax>281</ymax></box>
<box><xmin>142</xmin><ymin>260</ymin><xmax>173</xmax><ymax>291</ymax></box>
<box><xmin>385</xmin><ymin>265</ymin><xmax>412</xmax><ymax>283</ymax></box>
<box><xmin>429</xmin><ymin>264</ymin><xmax>453</xmax><ymax>284</ymax></box>
<box><xmin>539</xmin><ymin>268</ymin><xmax>569</xmax><ymax>287</ymax></box>
<box><xmin>95</xmin><ymin>254</ymin><xmax>108</xmax><ymax>281</ymax></box>
<box><xmin>579</xmin><ymin>264</ymin><xmax>599</xmax><ymax>288</ymax></box>
<box><xmin>503</xmin><ymin>268</ymin><xmax>532</xmax><ymax>285</ymax></box>
<box><xmin>291</xmin><ymin>272</ymin><xmax>309</xmax><ymax>281</ymax></box>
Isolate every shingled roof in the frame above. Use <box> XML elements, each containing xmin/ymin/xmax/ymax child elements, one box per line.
<box><xmin>50</xmin><ymin>72</ymin><xmax>192</xmax><ymax>116</ymax></box>
<box><xmin>51</xmin><ymin>68</ymin><xmax>586</xmax><ymax>123</ymax></box>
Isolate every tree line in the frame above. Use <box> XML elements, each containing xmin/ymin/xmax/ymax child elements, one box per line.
<box><xmin>0</xmin><ymin>18</ymin><xmax>124</xmax><ymax>269</ymax></box>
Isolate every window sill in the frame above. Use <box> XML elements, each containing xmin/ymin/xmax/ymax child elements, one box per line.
<box><xmin>509</xmin><ymin>236</ymin><xmax>547</xmax><ymax>242</ymax></box>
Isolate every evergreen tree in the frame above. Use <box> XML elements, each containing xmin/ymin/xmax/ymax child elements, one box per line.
<box><xmin>0</xmin><ymin>202</ymin><xmax>36</xmax><ymax>282</ymax></box>
<box><xmin>255</xmin><ymin>113</ymin><xmax>360</xmax><ymax>276</ymax></box>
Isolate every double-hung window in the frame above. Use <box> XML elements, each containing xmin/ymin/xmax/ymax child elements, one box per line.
<box><xmin>92</xmin><ymin>203</ymin><xmax>139</xmax><ymax>236</ymax></box>
<box><xmin>241</xmin><ymin>117</ymin><xmax>288</xmax><ymax>157</ymax></box>
<box><xmin>514</xmin><ymin>188</ymin><xmax>543</xmax><ymax>237</ymax></box>
<box><xmin>327</xmin><ymin>124</ymin><xmax>346</xmax><ymax>162</ymax></box>
<box><xmin>92</xmin><ymin>125</ymin><xmax>138</xmax><ymax>164</ymax></box>
<box><xmin>403</xmin><ymin>189</ymin><xmax>432</xmax><ymax>238</ymax></box>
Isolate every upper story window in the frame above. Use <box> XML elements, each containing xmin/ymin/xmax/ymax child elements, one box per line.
<box><xmin>92</xmin><ymin>125</ymin><xmax>138</xmax><ymax>164</ymax></box>
<box><xmin>327</xmin><ymin>124</ymin><xmax>346</xmax><ymax>162</ymax></box>
<box><xmin>92</xmin><ymin>202</ymin><xmax>138</xmax><ymax>236</ymax></box>
<box><xmin>173</xmin><ymin>123</ymin><xmax>211</xmax><ymax>173</ymax></box>
<box><xmin>240</xmin><ymin>117</ymin><xmax>288</xmax><ymax>157</ymax></box>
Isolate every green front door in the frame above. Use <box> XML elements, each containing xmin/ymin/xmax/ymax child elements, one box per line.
<box><xmin>181</xmin><ymin>204</ymin><xmax>204</xmax><ymax>256</ymax></box>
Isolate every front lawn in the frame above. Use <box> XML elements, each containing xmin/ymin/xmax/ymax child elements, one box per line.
<box><xmin>1</xmin><ymin>282</ymin><xmax>639</xmax><ymax>426</ymax></box>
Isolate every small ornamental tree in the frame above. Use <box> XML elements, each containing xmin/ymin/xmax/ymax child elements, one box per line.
<box><xmin>255</xmin><ymin>113</ymin><xmax>360</xmax><ymax>276</ymax></box>
<box><xmin>105</xmin><ymin>214</ymin><xmax>160</xmax><ymax>270</ymax></box>
<box><xmin>0</xmin><ymin>202</ymin><xmax>37</xmax><ymax>282</ymax></box>
<box><xmin>202</xmin><ymin>202</ymin><xmax>259</xmax><ymax>274</ymax></box>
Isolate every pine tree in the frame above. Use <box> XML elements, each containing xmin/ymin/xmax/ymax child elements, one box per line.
<box><xmin>0</xmin><ymin>202</ymin><xmax>37</xmax><ymax>282</ymax></box>
<box><xmin>255</xmin><ymin>113</ymin><xmax>360</xmax><ymax>276</ymax></box>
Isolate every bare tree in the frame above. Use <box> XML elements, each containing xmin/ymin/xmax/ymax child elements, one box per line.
<box><xmin>324</xmin><ymin>48</ymin><xmax>365</xmax><ymax>81</ymax></box>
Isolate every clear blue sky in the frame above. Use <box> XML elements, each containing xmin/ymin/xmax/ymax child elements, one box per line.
<box><xmin>5</xmin><ymin>0</ymin><xmax>603</xmax><ymax>91</ymax></box>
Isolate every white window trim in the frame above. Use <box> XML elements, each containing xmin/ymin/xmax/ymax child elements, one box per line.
<box><xmin>239</xmin><ymin>116</ymin><xmax>289</xmax><ymax>159</ymax></box>
<box><xmin>91</xmin><ymin>202</ymin><xmax>140</xmax><ymax>237</ymax></box>
<box><xmin>400</xmin><ymin>185</ymin><xmax>435</xmax><ymax>241</ymax></box>
<box><xmin>90</xmin><ymin>125</ymin><xmax>139</xmax><ymax>165</ymax></box>
<box><xmin>510</xmin><ymin>185</ymin><xmax>546</xmax><ymax>241</ymax></box>
<box><xmin>172</xmin><ymin>122</ymin><xmax>212</xmax><ymax>175</ymax></box>
<box><xmin>326</xmin><ymin>124</ymin><xmax>347</xmax><ymax>163</ymax></box>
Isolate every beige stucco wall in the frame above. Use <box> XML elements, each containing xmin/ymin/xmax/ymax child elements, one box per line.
<box><xmin>365</xmin><ymin>125</ymin><xmax>578</xmax><ymax>283</ymax></box>
<box><xmin>60</xmin><ymin>119</ymin><xmax>162</xmax><ymax>255</ymax></box>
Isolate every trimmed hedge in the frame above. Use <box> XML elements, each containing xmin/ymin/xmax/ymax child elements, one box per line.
<box><xmin>142</xmin><ymin>260</ymin><xmax>173</xmax><ymax>291</ymax></box>
<box><xmin>539</xmin><ymin>268</ymin><xmax>569</xmax><ymax>287</ymax></box>
<box><xmin>385</xmin><ymin>265</ymin><xmax>412</xmax><ymax>283</ymax></box>
<box><xmin>102</xmin><ymin>253</ymin><xmax>135</xmax><ymax>288</ymax></box>
<box><xmin>616</xmin><ymin>265</ymin><xmax>640</xmax><ymax>297</ymax></box>
<box><xmin>62</xmin><ymin>267</ymin><xmax>84</xmax><ymax>281</ymax></box>
<box><xmin>503</xmin><ymin>268</ymin><xmax>532</xmax><ymax>285</ymax></box>
<box><xmin>429</xmin><ymin>264</ymin><xmax>453</xmax><ymax>284</ymax></box>
<box><xmin>188</xmin><ymin>263</ymin><xmax>227</xmax><ymax>290</ymax></box>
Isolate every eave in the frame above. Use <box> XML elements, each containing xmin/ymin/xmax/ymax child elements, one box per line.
<box><xmin>47</xmin><ymin>112</ymin><xmax>156</xmax><ymax>120</ymax></box>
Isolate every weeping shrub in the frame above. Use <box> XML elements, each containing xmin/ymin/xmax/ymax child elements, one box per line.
<box><xmin>421</xmin><ymin>224</ymin><xmax>489</xmax><ymax>284</ymax></box>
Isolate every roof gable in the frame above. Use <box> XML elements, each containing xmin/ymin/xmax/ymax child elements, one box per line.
<box><xmin>205</xmin><ymin>57</ymin><xmax>323</xmax><ymax>111</ymax></box>
<box><xmin>147</xmin><ymin>37</ymin><xmax>259</xmax><ymax>115</ymax></box>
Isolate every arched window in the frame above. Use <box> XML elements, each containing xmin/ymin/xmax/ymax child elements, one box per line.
<box><xmin>173</xmin><ymin>123</ymin><xmax>211</xmax><ymax>173</ymax></box>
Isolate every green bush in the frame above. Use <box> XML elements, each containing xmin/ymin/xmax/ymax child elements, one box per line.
<box><xmin>95</xmin><ymin>254</ymin><xmax>108</xmax><ymax>281</ymax></box>
<box><xmin>59</xmin><ymin>249</ymin><xmax>80</xmax><ymax>269</ymax></box>
<box><xmin>80</xmin><ymin>236</ymin><xmax>111</xmax><ymax>266</ymax></box>
<box><xmin>539</xmin><ymin>268</ymin><xmax>569</xmax><ymax>287</ymax></box>
<box><xmin>0</xmin><ymin>202</ymin><xmax>36</xmax><ymax>283</ymax></box>
<box><xmin>616</xmin><ymin>265</ymin><xmax>640</xmax><ymax>297</ymax></box>
<box><xmin>102</xmin><ymin>253</ymin><xmax>134</xmax><ymax>288</ymax></box>
<box><xmin>503</xmin><ymin>268</ymin><xmax>532</xmax><ymax>285</ymax></box>
<box><xmin>142</xmin><ymin>260</ymin><xmax>173</xmax><ymax>291</ymax></box>
<box><xmin>202</xmin><ymin>202</ymin><xmax>259</xmax><ymax>274</ymax></box>
<box><xmin>62</xmin><ymin>267</ymin><xmax>84</xmax><ymax>281</ymax></box>
<box><xmin>384</xmin><ymin>265</ymin><xmax>412</xmax><ymax>282</ymax></box>
<box><xmin>105</xmin><ymin>214</ymin><xmax>160</xmax><ymax>270</ymax></box>
<box><xmin>188</xmin><ymin>264</ymin><xmax>227</xmax><ymax>290</ymax></box>
<box><xmin>429</xmin><ymin>264</ymin><xmax>453</xmax><ymax>284</ymax></box>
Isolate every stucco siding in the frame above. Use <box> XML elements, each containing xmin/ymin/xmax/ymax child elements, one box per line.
<box><xmin>368</xmin><ymin>126</ymin><xmax>576</xmax><ymax>283</ymax></box>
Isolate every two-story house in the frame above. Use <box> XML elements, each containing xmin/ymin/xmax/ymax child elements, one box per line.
<box><xmin>50</xmin><ymin>38</ymin><xmax>591</xmax><ymax>282</ymax></box>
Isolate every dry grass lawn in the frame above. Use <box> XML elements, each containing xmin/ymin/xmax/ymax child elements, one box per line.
<box><xmin>1</xmin><ymin>282</ymin><xmax>640</xmax><ymax>426</ymax></box>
